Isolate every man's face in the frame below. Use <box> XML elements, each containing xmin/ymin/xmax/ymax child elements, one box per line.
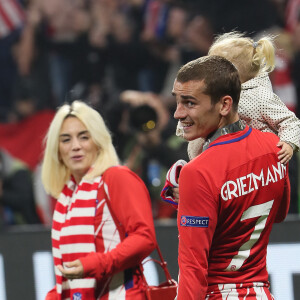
<box><xmin>173</xmin><ymin>79</ymin><xmax>222</xmax><ymax>141</ymax></box>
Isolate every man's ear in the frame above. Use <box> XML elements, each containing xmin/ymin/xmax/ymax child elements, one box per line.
<box><xmin>219</xmin><ymin>96</ymin><xmax>233</xmax><ymax>117</ymax></box>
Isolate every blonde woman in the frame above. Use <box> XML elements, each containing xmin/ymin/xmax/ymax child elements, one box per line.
<box><xmin>42</xmin><ymin>100</ymin><xmax>156</xmax><ymax>300</ymax></box>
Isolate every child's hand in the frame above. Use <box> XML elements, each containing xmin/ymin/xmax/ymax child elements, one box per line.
<box><xmin>172</xmin><ymin>187</ymin><xmax>179</xmax><ymax>204</ymax></box>
<box><xmin>277</xmin><ymin>141</ymin><xmax>293</xmax><ymax>165</ymax></box>
<box><xmin>160</xmin><ymin>160</ymin><xmax>187</xmax><ymax>206</ymax></box>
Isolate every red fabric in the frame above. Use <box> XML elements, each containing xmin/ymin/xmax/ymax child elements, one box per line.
<box><xmin>285</xmin><ymin>0</ymin><xmax>300</xmax><ymax>32</ymax></box>
<box><xmin>177</xmin><ymin>127</ymin><xmax>290</xmax><ymax>299</ymax></box>
<box><xmin>271</xmin><ymin>52</ymin><xmax>297</xmax><ymax>112</ymax></box>
<box><xmin>51</xmin><ymin>166</ymin><xmax>156</xmax><ymax>299</ymax></box>
<box><xmin>206</xmin><ymin>283</ymin><xmax>274</xmax><ymax>299</ymax></box>
<box><xmin>273</xmin><ymin>53</ymin><xmax>292</xmax><ymax>86</ymax></box>
<box><xmin>52</xmin><ymin>176</ymin><xmax>99</xmax><ymax>299</ymax></box>
<box><xmin>80</xmin><ymin>166</ymin><xmax>156</xmax><ymax>300</ymax></box>
<box><xmin>156</xmin><ymin>200</ymin><xmax>177</xmax><ymax>219</ymax></box>
<box><xmin>0</xmin><ymin>110</ymin><xmax>55</xmax><ymax>170</ymax></box>
<box><xmin>45</xmin><ymin>288</ymin><xmax>58</xmax><ymax>300</ymax></box>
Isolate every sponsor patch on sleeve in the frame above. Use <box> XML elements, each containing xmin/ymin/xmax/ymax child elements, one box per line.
<box><xmin>180</xmin><ymin>216</ymin><xmax>209</xmax><ymax>227</ymax></box>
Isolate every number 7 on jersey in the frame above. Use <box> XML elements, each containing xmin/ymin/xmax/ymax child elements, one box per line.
<box><xmin>225</xmin><ymin>200</ymin><xmax>274</xmax><ymax>271</ymax></box>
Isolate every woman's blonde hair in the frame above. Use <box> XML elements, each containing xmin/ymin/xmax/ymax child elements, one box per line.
<box><xmin>208</xmin><ymin>31</ymin><xmax>276</xmax><ymax>83</ymax></box>
<box><xmin>41</xmin><ymin>100</ymin><xmax>119</xmax><ymax>198</ymax></box>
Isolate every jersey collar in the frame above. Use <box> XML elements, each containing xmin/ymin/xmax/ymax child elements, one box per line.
<box><xmin>203</xmin><ymin>120</ymin><xmax>250</xmax><ymax>151</ymax></box>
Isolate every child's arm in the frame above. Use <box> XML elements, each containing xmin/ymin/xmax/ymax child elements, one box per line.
<box><xmin>161</xmin><ymin>160</ymin><xmax>187</xmax><ymax>207</ymax></box>
<box><xmin>258</xmin><ymin>92</ymin><xmax>300</xmax><ymax>157</ymax></box>
<box><xmin>277</xmin><ymin>141</ymin><xmax>294</xmax><ymax>165</ymax></box>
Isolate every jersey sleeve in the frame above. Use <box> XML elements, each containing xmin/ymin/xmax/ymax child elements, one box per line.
<box><xmin>177</xmin><ymin>165</ymin><xmax>218</xmax><ymax>299</ymax></box>
<box><xmin>45</xmin><ymin>287</ymin><xmax>57</xmax><ymax>300</ymax></box>
<box><xmin>275</xmin><ymin>169</ymin><xmax>291</xmax><ymax>223</ymax></box>
<box><xmin>80</xmin><ymin>166</ymin><xmax>156</xmax><ymax>279</ymax></box>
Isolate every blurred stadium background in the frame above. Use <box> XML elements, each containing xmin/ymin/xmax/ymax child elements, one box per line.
<box><xmin>1</xmin><ymin>0</ymin><xmax>300</xmax><ymax>299</ymax></box>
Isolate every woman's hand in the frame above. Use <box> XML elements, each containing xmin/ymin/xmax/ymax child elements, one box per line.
<box><xmin>57</xmin><ymin>260</ymin><xmax>84</xmax><ymax>280</ymax></box>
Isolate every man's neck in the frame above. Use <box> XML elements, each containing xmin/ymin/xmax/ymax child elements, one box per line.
<box><xmin>203</xmin><ymin>119</ymin><xmax>245</xmax><ymax>151</ymax></box>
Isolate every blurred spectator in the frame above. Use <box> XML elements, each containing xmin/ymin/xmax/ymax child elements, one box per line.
<box><xmin>272</xmin><ymin>30</ymin><xmax>297</xmax><ymax>113</ymax></box>
<box><xmin>107</xmin><ymin>11</ymin><xmax>152</xmax><ymax>92</ymax></box>
<box><xmin>7</xmin><ymin>76</ymin><xmax>38</xmax><ymax>122</ymax></box>
<box><xmin>272</xmin><ymin>29</ymin><xmax>299</xmax><ymax>215</ymax></box>
<box><xmin>0</xmin><ymin>0</ymin><xmax>25</xmax><ymax>122</ymax></box>
<box><xmin>11</xmin><ymin>0</ymin><xmax>53</xmax><ymax>112</ymax></box>
<box><xmin>285</xmin><ymin>0</ymin><xmax>300</xmax><ymax>215</ymax></box>
<box><xmin>161</xmin><ymin>5</ymin><xmax>214</xmax><ymax>96</ymax></box>
<box><xmin>285</xmin><ymin>0</ymin><xmax>300</xmax><ymax>33</ymax></box>
<box><xmin>0</xmin><ymin>150</ymin><xmax>41</xmax><ymax>226</ymax></box>
<box><xmin>112</xmin><ymin>90</ymin><xmax>189</xmax><ymax>218</ymax></box>
<box><xmin>203</xmin><ymin>0</ymin><xmax>283</xmax><ymax>34</ymax></box>
<box><xmin>290</xmin><ymin>1</ymin><xmax>300</xmax><ymax>119</ymax></box>
<box><xmin>0</xmin><ymin>0</ymin><xmax>299</xmax><ymax>219</ymax></box>
<box><xmin>13</xmin><ymin>0</ymin><xmax>91</xmax><ymax>107</ymax></box>
<box><xmin>0</xmin><ymin>108</ymin><xmax>55</xmax><ymax>225</ymax></box>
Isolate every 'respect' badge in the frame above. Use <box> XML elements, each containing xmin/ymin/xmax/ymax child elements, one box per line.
<box><xmin>180</xmin><ymin>215</ymin><xmax>209</xmax><ymax>227</ymax></box>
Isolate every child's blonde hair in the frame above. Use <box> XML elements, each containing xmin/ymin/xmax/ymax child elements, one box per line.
<box><xmin>208</xmin><ymin>31</ymin><xmax>276</xmax><ymax>83</ymax></box>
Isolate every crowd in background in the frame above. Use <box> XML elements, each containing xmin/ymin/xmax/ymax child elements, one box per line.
<box><xmin>1</xmin><ymin>0</ymin><xmax>300</xmax><ymax>227</ymax></box>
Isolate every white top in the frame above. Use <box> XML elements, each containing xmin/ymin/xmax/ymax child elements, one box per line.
<box><xmin>239</xmin><ymin>72</ymin><xmax>300</xmax><ymax>148</ymax></box>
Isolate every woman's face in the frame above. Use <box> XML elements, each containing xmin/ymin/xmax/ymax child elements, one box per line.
<box><xmin>59</xmin><ymin>117</ymin><xmax>99</xmax><ymax>184</ymax></box>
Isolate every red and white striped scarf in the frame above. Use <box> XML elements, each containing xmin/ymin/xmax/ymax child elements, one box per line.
<box><xmin>52</xmin><ymin>175</ymin><xmax>101</xmax><ymax>300</ymax></box>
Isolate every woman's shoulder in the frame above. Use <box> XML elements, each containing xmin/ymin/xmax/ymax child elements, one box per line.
<box><xmin>103</xmin><ymin>165</ymin><xmax>141</xmax><ymax>181</ymax></box>
<box><xmin>104</xmin><ymin>165</ymin><xmax>131</xmax><ymax>175</ymax></box>
<box><xmin>102</xmin><ymin>165</ymin><xmax>147</xmax><ymax>192</ymax></box>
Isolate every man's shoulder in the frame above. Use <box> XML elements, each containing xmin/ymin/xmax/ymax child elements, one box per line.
<box><xmin>250</xmin><ymin>127</ymin><xmax>279</xmax><ymax>141</ymax></box>
<box><xmin>185</xmin><ymin>150</ymin><xmax>222</xmax><ymax>174</ymax></box>
<box><xmin>187</xmin><ymin>128</ymin><xmax>279</xmax><ymax>168</ymax></box>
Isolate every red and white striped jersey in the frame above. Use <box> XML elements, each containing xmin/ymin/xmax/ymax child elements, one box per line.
<box><xmin>50</xmin><ymin>166</ymin><xmax>156</xmax><ymax>300</ymax></box>
<box><xmin>80</xmin><ymin>166</ymin><xmax>156</xmax><ymax>300</ymax></box>
<box><xmin>177</xmin><ymin>126</ymin><xmax>290</xmax><ymax>299</ymax></box>
<box><xmin>0</xmin><ymin>0</ymin><xmax>24</xmax><ymax>38</ymax></box>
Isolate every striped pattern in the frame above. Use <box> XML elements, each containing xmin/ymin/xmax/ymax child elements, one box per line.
<box><xmin>95</xmin><ymin>182</ymin><xmax>127</xmax><ymax>299</ymax></box>
<box><xmin>0</xmin><ymin>0</ymin><xmax>24</xmax><ymax>38</ymax></box>
<box><xmin>52</xmin><ymin>176</ymin><xmax>101</xmax><ymax>299</ymax></box>
<box><xmin>205</xmin><ymin>282</ymin><xmax>275</xmax><ymax>299</ymax></box>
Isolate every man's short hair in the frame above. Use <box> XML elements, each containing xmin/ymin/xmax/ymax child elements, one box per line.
<box><xmin>176</xmin><ymin>55</ymin><xmax>241</xmax><ymax>110</ymax></box>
